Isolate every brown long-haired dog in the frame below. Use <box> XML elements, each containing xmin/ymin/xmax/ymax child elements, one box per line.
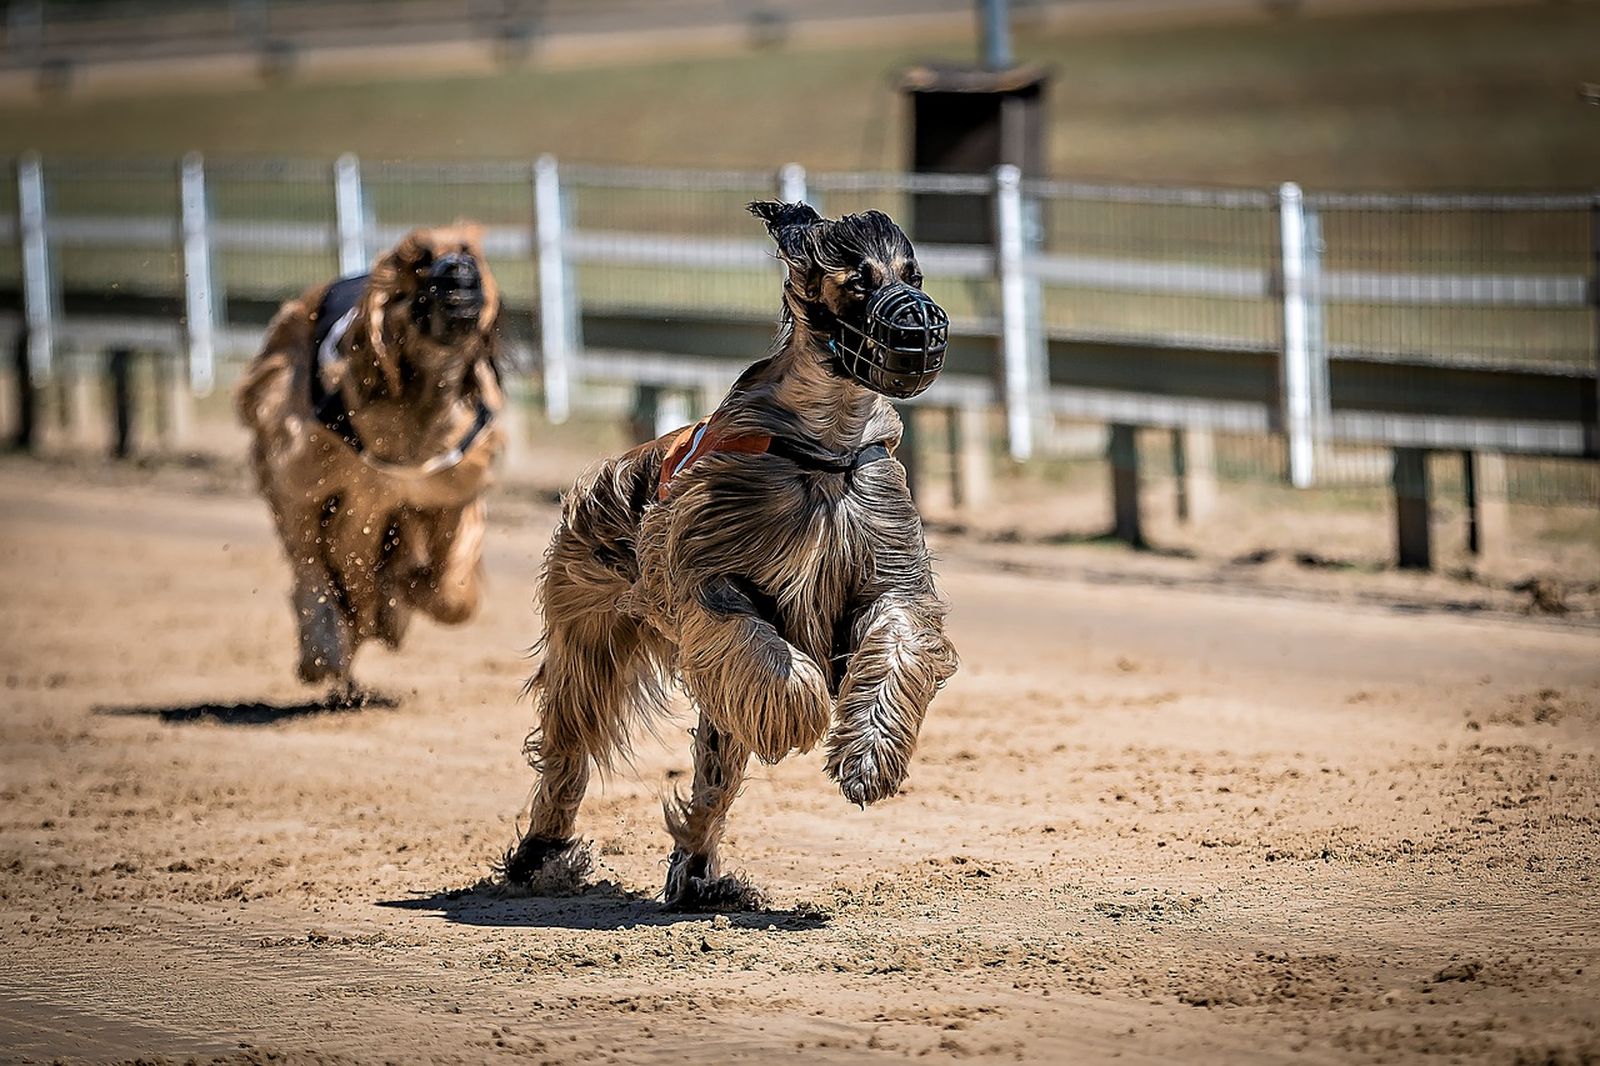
<box><xmin>236</xmin><ymin>224</ymin><xmax>504</xmax><ymax>690</ymax></box>
<box><xmin>504</xmin><ymin>203</ymin><xmax>958</xmax><ymax>908</ymax></box>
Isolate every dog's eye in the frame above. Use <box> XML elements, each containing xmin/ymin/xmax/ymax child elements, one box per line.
<box><xmin>906</xmin><ymin>269</ymin><xmax>924</xmax><ymax>288</ymax></box>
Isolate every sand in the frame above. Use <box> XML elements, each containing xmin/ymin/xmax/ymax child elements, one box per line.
<box><xmin>1</xmin><ymin>454</ymin><xmax>1597</xmax><ymax>1065</ymax></box>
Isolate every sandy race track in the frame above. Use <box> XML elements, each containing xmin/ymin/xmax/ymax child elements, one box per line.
<box><xmin>1</xmin><ymin>455</ymin><xmax>1597</xmax><ymax>1065</ymax></box>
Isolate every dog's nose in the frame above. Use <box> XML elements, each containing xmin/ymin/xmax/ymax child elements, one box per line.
<box><xmin>424</xmin><ymin>252</ymin><xmax>484</xmax><ymax>333</ymax></box>
<box><xmin>430</xmin><ymin>251</ymin><xmax>478</xmax><ymax>284</ymax></box>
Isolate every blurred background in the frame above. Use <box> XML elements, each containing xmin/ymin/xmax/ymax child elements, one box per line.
<box><xmin>0</xmin><ymin>0</ymin><xmax>1596</xmax><ymax>601</ymax></box>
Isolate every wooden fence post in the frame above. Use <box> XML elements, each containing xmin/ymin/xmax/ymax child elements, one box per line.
<box><xmin>5</xmin><ymin>328</ymin><xmax>32</xmax><ymax>450</ymax></box>
<box><xmin>1393</xmin><ymin>447</ymin><xmax>1431</xmax><ymax>570</ymax></box>
<box><xmin>897</xmin><ymin>403</ymin><xmax>921</xmax><ymax>504</ymax></box>
<box><xmin>1109</xmin><ymin>422</ymin><xmax>1144</xmax><ymax>548</ymax></box>
<box><xmin>1463</xmin><ymin>451</ymin><xmax>1509</xmax><ymax>567</ymax></box>
<box><xmin>109</xmin><ymin>347</ymin><xmax>134</xmax><ymax>459</ymax></box>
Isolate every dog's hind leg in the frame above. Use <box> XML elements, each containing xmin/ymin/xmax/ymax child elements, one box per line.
<box><xmin>504</xmin><ymin>734</ymin><xmax>591</xmax><ymax>884</ymax></box>
<box><xmin>676</xmin><ymin>576</ymin><xmax>832</xmax><ymax>765</ymax></box>
<box><xmin>504</xmin><ymin>606</ymin><xmax>663</xmax><ymax>885</ymax></box>
<box><xmin>662</xmin><ymin>714</ymin><xmax>759</xmax><ymax>910</ymax></box>
<box><xmin>825</xmin><ymin>594</ymin><xmax>958</xmax><ymax>807</ymax></box>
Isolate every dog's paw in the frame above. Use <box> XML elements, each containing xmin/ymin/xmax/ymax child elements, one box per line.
<box><xmin>498</xmin><ymin>836</ymin><xmax>592</xmax><ymax>894</ymax></box>
<box><xmin>749</xmin><ymin>655</ymin><xmax>833</xmax><ymax>764</ymax></box>
<box><xmin>827</xmin><ymin>745</ymin><xmax>906</xmax><ymax>807</ymax></box>
<box><xmin>296</xmin><ymin>653</ymin><xmax>347</xmax><ymax>686</ymax></box>
<box><xmin>663</xmin><ymin>849</ymin><xmax>766</xmax><ymax>912</ymax></box>
<box><xmin>296</xmin><ymin>598</ymin><xmax>352</xmax><ymax>684</ymax></box>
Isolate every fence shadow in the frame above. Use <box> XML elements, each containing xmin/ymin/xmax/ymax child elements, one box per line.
<box><xmin>379</xmin><ymin>881</ymin><xmax>831</xmax><ymax>933</ymax></box>
<box><xmin>94</xmin><ymin>689</ymin><xmax>400</xmax><ymax>726</ymax></box>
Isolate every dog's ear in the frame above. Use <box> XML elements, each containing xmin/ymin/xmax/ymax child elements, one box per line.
<box><xmin>749</xmin><ymin>200</ymin><xmax>825</xmax><ymax>300</ymax></box>
<box><xmin>749</xmin><ymin>200</ymin><xmax>821</xmax><ymax>234</ymax></box>
<box><xmin>388</xmin><ymin>231</ymin><xmax>437</xmax><ymax>275</ymax></box>
<box><xmin>358</xmin><ymin>230</ymin><xmax>437</xmax><ymax>394</ymax></box>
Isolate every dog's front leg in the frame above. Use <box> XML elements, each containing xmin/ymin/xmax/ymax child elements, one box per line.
<box><xmin>406</xmin><ymin>499</ymin><xmax>487</xmax><ymax>626</ymax></box>
<box><xmin>677</xmin><ymin>576</ymin><xmax>832</xmax><ymax>765</ymax></box>
<box><xmin>321</xmin><ymin>494</ymin><xmax>392</xmax><ymax>644</ymax></box>
<box><xmin>826</xmin><ymin>595</ymin><xmax>958</xmax><ymax>806</ymax></box>
<box><xmin>269</xmin><ymin>494</ymin><xmax>355</xmax><ymax>686</ymax></box>
<box><xmin>662</xmin><ymin>714</ymin><xmax>759</xmax><ymax>910</ymax></box>
<box><xmin>288</xmin><ymin>555</ymin><xmax>354</xmax><ymax>685</ymax></box>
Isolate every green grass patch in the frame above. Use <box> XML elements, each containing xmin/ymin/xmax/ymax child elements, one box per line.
<box><xmin>0</xmin><ymin>4</ymin><xmax>1595</xmax><ymax>188</ymax></box>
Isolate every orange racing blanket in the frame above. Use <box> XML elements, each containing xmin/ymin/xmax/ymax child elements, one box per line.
<box><xmin>657</xmin><ymin>415</ymin><xmax>772</xmax><ymax>502</ymax></box>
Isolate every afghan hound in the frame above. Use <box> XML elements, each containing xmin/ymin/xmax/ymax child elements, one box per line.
<box><xmin>235</xmin><ymin>224</ymin><xmax>504</xmax><ymax>691</ymax></box>
<box><xmin>504</xmin><ymin>202</ymin><xmax>958</xmax><ymax>908</ymax></box>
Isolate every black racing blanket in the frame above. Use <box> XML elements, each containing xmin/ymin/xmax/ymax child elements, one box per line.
<box><xmin>309</xmin><ymin>274</ymin><xmax>369</xmax><ymax>452</ymax></box>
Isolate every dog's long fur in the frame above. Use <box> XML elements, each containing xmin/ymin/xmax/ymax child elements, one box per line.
<box><xmin>505</xmin><ymin>203</ymin><xmax>958</xmax><ymax>908</ymax></box>
<box><xmin>235</xmin><ymin>224</ymin><xmax>504</xmax><ymax>687</ymax></box>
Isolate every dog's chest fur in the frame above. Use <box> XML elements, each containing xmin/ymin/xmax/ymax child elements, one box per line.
<box><xmin>630</xmin><ymin>451</ymin><xmax>911</xmax><ymax>672</ymax></box>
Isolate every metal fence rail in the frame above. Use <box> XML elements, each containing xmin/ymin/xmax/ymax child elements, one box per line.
<box><xmin>2</xmin><ymin>152</ymin><xmax>1595</xmax><ymax>508</ymax></box>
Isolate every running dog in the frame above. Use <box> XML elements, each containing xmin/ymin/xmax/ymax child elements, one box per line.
<box><xmin>504</xmin><ymin>202</ymin><xmax>958</xmax><ymax>908</ymax></box>
<box><xmin>236</xmin><ymin>224</ymin><xmax>504</xmax><ymax>690</ymax></box>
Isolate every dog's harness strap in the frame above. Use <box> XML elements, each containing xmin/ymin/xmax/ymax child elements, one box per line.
<box><xmin>852</xmin><ymin>441</ymin><xmax>893</xmax><ymax>467</ymax></box>
<box><xmin>657</xmin><ymin>414</ymin><xmax>893</xmax><ymax>502</ymax></box>
<box><xmin>310</xmin><ymin>274</ymin><xmax>369</xmax><ymax>453</ymax></box>
<box><xmin>308</xmin><ymin>274</ymin><xmax>497</xmax><ymax>479</ymax></box>
<box><xmin>765</xmin><ymin>437</ymin><xmax>892</xmax><ymax>473</ymax></box>
<box><xmin>657</xmin><ymin>416</ymin><xmax>772</xmax><ymax>501</ymax></box>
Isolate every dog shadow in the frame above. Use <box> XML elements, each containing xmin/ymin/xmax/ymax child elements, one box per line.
<box><xmin>378</xmin><ymin>880</ymin><xmax>831</xmax><ymax>933</ymax></box>
<box><xmin>94</xmin><ymin>689</ymin><xmax>401</xmax><ymax>726</ymax></box>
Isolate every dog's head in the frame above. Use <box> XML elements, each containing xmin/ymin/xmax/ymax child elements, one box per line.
<box><xmin>360</xmin><ymin>223</ymin><xmax>499</xmax><ymax>393</ymax></box>
<box><xmin>750</xmin><ymin>201</ymin><xmax>948</xmax><ymax>399</ymax></box>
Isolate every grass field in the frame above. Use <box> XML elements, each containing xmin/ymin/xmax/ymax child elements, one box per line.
<box><xmin>1</xmin><ymin>2</ymin><xmax>1597</xmax><ymax>188</ymax></box>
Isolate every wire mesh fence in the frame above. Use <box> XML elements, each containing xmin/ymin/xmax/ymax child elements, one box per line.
<box><xmin>1309</xmin><ymin>192</ymin><xmax>1593</xmax><ymax>373</ymax></box>
<box><xmin>207</xmin><ymin>157</ymin><xmax>340</xmax><ymax>302</ymax></box>
<box><xmin>563</xmin><ymin>164</ymin><xmax>781</xmax><ymax>320</ymax></box>
<box><xmin>362</xmin><ymin>158</ymin><xmax>539</xmax><ymax>329</ymax></box>
<box><xmin>809</xmin><ymin>171</ymin><xmax>1000</xmax><ymax>333</ymax></box>
<box><xmin>3</xmin><ymin>152</ymin><xmax>1595</xmax><ymax>506</ymax></box>
<box><xmin>45</xmin><ymin>157</ymin><xmax>183</xmax><ymax>300</ymax></box>
<box><xmin>1028</xmin><ymin>179</ymin><xmax>1282</xmax><ymax>351</ymax></box>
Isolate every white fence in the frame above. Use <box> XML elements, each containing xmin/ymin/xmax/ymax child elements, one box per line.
<box><xmin>5</xmin><ymin>152</ymin><xmax>1596</xmax><ymax>486</ymax></box>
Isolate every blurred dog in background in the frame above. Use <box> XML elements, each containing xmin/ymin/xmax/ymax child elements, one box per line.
<box><xmin>504</xmin><ymin>202</ymin><xmax>958</xmax><ymax>908</ymax></box>
<box><xmin>236</xmin><ymin>224</ymin><xmax>504</xmax><ymax>691</ymax></box>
